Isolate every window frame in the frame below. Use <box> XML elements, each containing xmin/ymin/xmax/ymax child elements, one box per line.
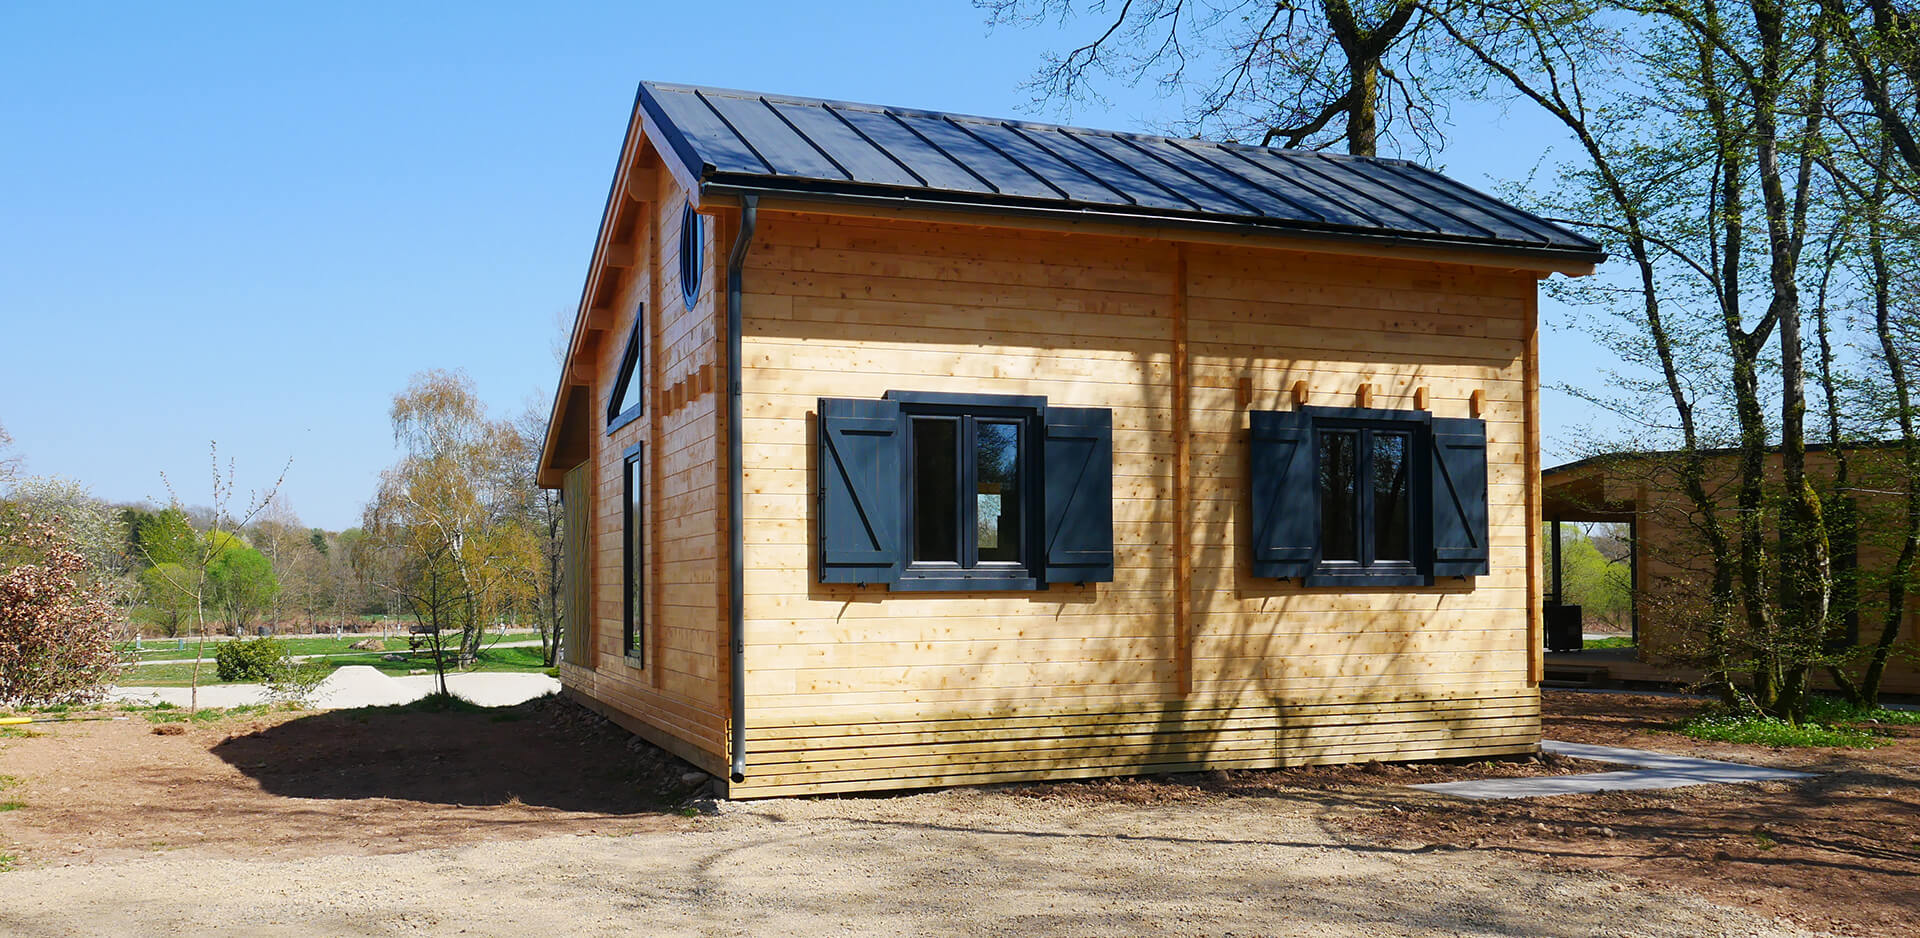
<box><xmin>621</xmin><ymin>442</ymin><xmax>646</xmax><ymax>665</ymax></box>
<box><xmin>1300</xmin><ymin>406</ymin><xmax>1433</xmax><ymax>588</ymax></box>
<box><xmin>887</xmin><ymin>390</ymin><xmax>1045</xmax><ymax>592</ymax></box>
<box><xmin>606</xmin><ymin>316</ymin><xmax>645</xmax><ymax>435</ymax></box>
<box><xmin>679</xmin><ymin>203</ymin><xmax>703</xmax><ymax>310</ymax></box>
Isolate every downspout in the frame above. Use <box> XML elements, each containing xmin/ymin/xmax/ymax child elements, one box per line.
<box><xmin>726</xmin><ymin>193</ymin><xmax>758</xmax><ymax>783</ymax></box>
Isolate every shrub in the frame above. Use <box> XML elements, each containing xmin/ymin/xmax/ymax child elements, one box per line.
<box><xmin>0</xmin><ymin>517</ymin><xmax>121</xmax><ymax>705</ymax></box>
<box><xmin>214</xmin><ymin>637</ymin><xmax>287</xmax><ymax>682</ymax></box>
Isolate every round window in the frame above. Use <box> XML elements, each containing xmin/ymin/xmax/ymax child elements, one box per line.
<box><xmin>679</xmin><ymin>203</ymin><xmax>703</xmax><ymax>309</ymax></box>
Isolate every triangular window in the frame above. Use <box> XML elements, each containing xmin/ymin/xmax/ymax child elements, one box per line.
<box><xmin>606</xmin><ymin>315</ymin><xmax>644</xmax><ymax>431</ymax></box>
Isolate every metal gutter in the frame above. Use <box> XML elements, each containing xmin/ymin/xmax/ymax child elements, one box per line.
<box><xmin>699</xmin><ymin>179</ymin><xmax>1607</xmax><ymax>270</ymax></box>
<box><xmin>725</xmin><ymin>193</ymin><xmax>758</xmax><ymax>783</ymax></box>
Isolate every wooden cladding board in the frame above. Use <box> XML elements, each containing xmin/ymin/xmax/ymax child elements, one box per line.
<box><xmin>728</xmin><ymin>692</ymin><xmax>1540</xmax><ymax>798</ymax></box>
<box><xmin>557</xmin><ymin>155</ymin><xmax>728</xmax><ymax>771</ymax></box>
<box><xmin>722</xmin><ymin>209</ymin><xmax>1544</xmax><ymax>796</ymax></box>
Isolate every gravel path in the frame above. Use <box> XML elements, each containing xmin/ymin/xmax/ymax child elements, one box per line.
<box><xmin>0</xmin><ymin>787</ymin><xmax>1818</xmax><ymax>938</ymax></box>
<box><xmin>107</xmin><ymin>667</ymin><xmax>560</xmax><ymax>709</ymax></box>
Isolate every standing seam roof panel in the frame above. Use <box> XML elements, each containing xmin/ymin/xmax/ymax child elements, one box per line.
<box><xmin>890</xmin><ymin>114</ymin><xmax>1060</xmax><ymax>200</ymax></box>
<box><xmin>768</xmin><ymin>101</ymin><xmax>924</xmax><ymax>188</ymax></box>
<box><xmin>1352</xmin><ymin>160</ymin><xmax>1555</xmax><ymax>244</ymax></box>
<box><xmin>1022</xmin><ymin>127</ymin><xmax>1188</xmax><ymax>210</ymax></box>
<box><xmin>644</xmin><ymin>87</ymin><xmax>767</xmax><ymax>173</ymax></box>
<box><xmin>825</xmin><ymin>107</ymin><xmax>994</xmax><ymax>194</ymax></box>
<box><xmin>699</xmin><ymin>93</ymin><xmax>849</xmax><ymax>180</ymax></box>
<box><xmin>1379</xmin><ymin>161</ymin><xmax>1575</xmax><ymax>245</ymax></box>
<box><xmin>961</xmin><ymin>122</ymin><xmax>1127</xmax><ymax>203</ymax></box>
<box><xmin>633</xmin><ymin>82</ymin><xmax>1604</xmax><ymax>258</ymax></box>
<box><xmin>1251</xmin><ymin>149</ymin><xmax>1445</xmax><ymax>232</ymax></box>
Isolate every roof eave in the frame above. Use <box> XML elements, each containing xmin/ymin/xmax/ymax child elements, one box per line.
<box><xmin>700</xmin><ymin>177</ymin><xmax>1605</xmax><ymax>275</ymax></box>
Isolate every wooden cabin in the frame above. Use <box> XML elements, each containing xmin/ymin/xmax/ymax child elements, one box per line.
<box><xmin>536</xmin><ymin>81</ymin><xmax>1604</xmax><ymax>797</ymax></box>
<box><xmin>1543</xmin><ymin>447</ymin><xmax>1920</xmax><ymax>695</ymax></box>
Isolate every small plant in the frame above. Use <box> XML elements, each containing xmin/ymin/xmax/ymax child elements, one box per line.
<box><xmin>0</xmin><ymin>800</ymin><xmax>23</xmax><ymax>811</ymax></box>
<box><xmin>214</xmin><ymin>637</ymin><xmax>287</xmax><ymax>682</ymax></box>
<box><xmin>262</xmin><ymin>656</ymin><xmax>329</xmax><ymax>706</ymax></box>
<box><xmin>1803</xmin><ymin>696</ymin><xmax>1920</xmax><ymax>727</ymax></box>
<box><xmin>1751</xmin><ymin>828</ymin><xmax>1778</xmax><ymax>850</ymax></box>
<box><xmin>1678</xmin><ymin>710</ymin><xmax>1882</xmax><ymax>748</ymax></box>
<box><xmin>0</xmin><ymin>852</ymin><xmax>17</xmax><ymax>872</ymax></box>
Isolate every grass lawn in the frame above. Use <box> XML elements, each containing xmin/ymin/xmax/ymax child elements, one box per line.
<box><xmin>117</xmin><ymin>645</ymin><xmax>552</xmax><ymax>687</ymax></box>
<box><xmin>117</xmin><ymin>631</ymin><xmax>542</xmax><ymax>663</ymax></box>
<box><xmin>1583</xmin><ymin>635</ymin><xmax>1634</xmax><ymax>649</ymax></box>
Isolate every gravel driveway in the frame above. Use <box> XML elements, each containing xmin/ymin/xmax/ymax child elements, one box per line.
<box><xmin>0</xmin><ymin>788</ymin><xmax>1815</xmax><ymax>938</ymax></box>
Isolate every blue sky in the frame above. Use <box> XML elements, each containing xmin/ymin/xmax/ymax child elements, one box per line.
<box><xmin>1</xmin><ymin>1</ymin><xmax>1613</xmax><ymax>530</ymax></box>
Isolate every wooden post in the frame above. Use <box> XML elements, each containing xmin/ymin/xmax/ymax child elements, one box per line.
<box><xmin>1551</xmin><ymin>518</ymin><xmax>1563</xmax><ymax>605</ymax></box>
<box><xmin>1523</xmin><ymin>293</ymin><xmax>1544</xmax><ymax>686</ymax></box>
<box><xmin>1171</xmin><ymin>244</ymin><xmax>1193</xmax><ymax>697</ymax></box>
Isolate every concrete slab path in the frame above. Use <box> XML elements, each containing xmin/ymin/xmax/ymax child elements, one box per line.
<box><xmin>1409</xmin><ymin>740</ymin><xmax>1815</xmax><ymax>800</ymax></box>
<box><xmin>108</xmin><ymin>668</ymin><xmax>560</xmax><ymax>710</ymax></box>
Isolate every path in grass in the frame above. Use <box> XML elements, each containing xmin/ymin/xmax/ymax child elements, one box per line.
<box><xmin>116</xmin><ymin>646</ymin><xmax>553</xmax><ymax>688</ymax></box>
<box><xmin>116</xmin><ymin>631</ymin><xmax>543</xmax><ymax>663</ymax></box>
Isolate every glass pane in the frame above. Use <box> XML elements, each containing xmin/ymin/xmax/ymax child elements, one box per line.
<box><xmin>912</xmin><ymin>418</ymin><xmax>959</xmax><ymax>563</ymax></box>
<box><xmin>1373</xmin><ymin>432</ymin><xmax>1412</xmax><ymax>562</ymax></box>
<box><xmin>626</xmin><ymin>455</ymin><xmax>644</xmax><ymax>650</ymax></box>
<box><xmin>1320</xmin><ymin>430</ymin><xmax>1359</xmax><ymax>562</ymax></box>
<box><xmin>975</xmin><ymin>421</ymin><xmax>1022</xmax><ymax>563</ymax></box>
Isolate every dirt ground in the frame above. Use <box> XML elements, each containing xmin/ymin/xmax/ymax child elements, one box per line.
<box><xmin>0</xmin><ymin>692</ymin><xmax>1906</xmax><ymax>937</ymax></box>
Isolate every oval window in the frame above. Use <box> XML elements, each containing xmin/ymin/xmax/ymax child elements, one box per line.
<box><xmin>679</xmin><ymin>203</ymin><xmax>703</xmax><ymax>309</ymax></box>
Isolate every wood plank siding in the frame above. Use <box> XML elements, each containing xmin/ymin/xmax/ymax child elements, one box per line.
<box><xmin>725</xmin><ymin>208</ymin><xmax>1544</xmax><ymax>797</ymax></box>
<box><xmin>557</xmin><ymin>154</ymin><xmax>730</xmax><ymax>776</ymax></box>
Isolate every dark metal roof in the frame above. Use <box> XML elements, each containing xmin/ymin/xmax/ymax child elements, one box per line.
<box><xmin>637</xmin><ymin>81</ymin><xmax>1605</xmax><ymax>263</ymax></box>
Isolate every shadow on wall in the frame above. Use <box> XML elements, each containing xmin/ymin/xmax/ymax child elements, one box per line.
<box><xmin>210</xmin><ymin>697</ymin><xmax>697</xmax><ymax>813</ymax></box>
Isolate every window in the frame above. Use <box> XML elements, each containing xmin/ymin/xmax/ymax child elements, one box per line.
<box><xmin>606</xmin><ymin>316</ymin><xmax>644</xmax><ymax>434</ymax></box>
<box><xmin>906</xmin><ymin>408</ymin><xmax>1030</xmax><ymax>582</ymax></box>
<box><xmin>817</xmin><ymin>391</ymin><xmax>1115</xmax><ymax>590</ymax></box>
<box><xmin>622</xmin><ymin>443</ymin><xmax>645</xmax><ymax>663</ymax></box>
<box><xmin>679</xmin><ymin>203</ymin><xmax>703</xmax><ymax>309</ymax></box>
<box><xmin>1313</xmin><ymin>421</ymin><xmax>1416</xmax><ymax>581</ymax></box>
<box><xmin>1249</xmin><ymin>406</ymin><xmax>1489</xmax><ymax>586</ymax></box>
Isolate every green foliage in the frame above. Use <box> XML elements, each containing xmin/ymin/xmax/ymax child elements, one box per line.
<box><xmin>136</xmin><ymin>563</ymin><xmax>196</xmax><ymax>637</ymax></box>
<box><xmin>213</xmin><ymin>637</ymin><xmax>286</xmax><ymax>682</ymax></box>
<box><xmin>1677</xmin><ymin>710</ymin><xmax>1883</xmax><ymax>748</ymax></box>
<box><xmin>132</xmin><ymin>508</ymin><xmax>196</xmax><ymax>568</ymax></box>
<box><xmin>1585</xmin><ymin>636</ymin><xmax>1635</xmax><ymax>649</ymax></box>
<box><xmin>206</xmin><ymin>542</ymin><xmax>277</xmax><ymax>632</ymax></box>
<box><xmin>1543</xmin><ymin>525</ymin><xmax>1631</xmax><ymax>625</ymax></box>
<box><xmin>1802</xmin><ymin>696</ymin><xmax>1920</xmax><ymax>727</ymax></box>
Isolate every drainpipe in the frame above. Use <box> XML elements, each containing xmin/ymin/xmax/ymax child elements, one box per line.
<box><xmin>726</xmin><ymin>194</ymin><xmax>758</xmax><ymax>783</ymax></box>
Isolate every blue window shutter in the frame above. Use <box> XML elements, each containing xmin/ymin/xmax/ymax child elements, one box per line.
<box><xmin>818</xmin><ymin>397</ymin><xmax>904</xmax><ymax>584</ymax></box>
<box><xmin>1041</xmin><ymin>406</ymin><xmax>1114</xmax><ymax>584</ymax></box>
<box><xmin>1431</xmin><ymin>417</ymin><xmax>1490</xmax><ymax>577</ymax></box>
<box><xmin>1249</xmin><ymin>409</ymin><xmax>1315</xmax><ymax>578</ymax></box>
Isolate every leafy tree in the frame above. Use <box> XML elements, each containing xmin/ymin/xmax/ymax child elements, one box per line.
<box><xmin>361</xmin><ymin>370</ymin><xmax>525</xmax><ymax>692</ymax></box>
<box><xmin>133</xmin><ymin>506</ymin><xmax>197</xmax><ymax>568</ymax></box>
<box><xmin>206</xmin><ymin>539</ymin><xmax>278</xmax><ymax>634</ymax></box>
<box><xmin>138</xmin><ymin>562</ymin><xmax>196</xmax><ymax>637</ymax></box>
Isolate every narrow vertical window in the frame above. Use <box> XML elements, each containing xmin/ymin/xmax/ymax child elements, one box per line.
<box><xmin>1372</xmin><ymin>432</ymin><xmax>1412</xmax><ymax>562</ymax></box>
<box><xmin>622</xmin><ymin>445</ymin><xmax>645</xmax><ymax>662</ymax></box>
<box><xmin>911</xmin><ymin>417</ymin><xmax>960</xmax><ymax>564</ymax></box>
<box><xmin>1319</xmin><ymin>429</ymin><xmax>1359</xmax><ymax>562</ymax></box>
<box><xmin>975</xmin><ymin>420</ymin><xmax>1022</xmax><ymax>563</ymax></box>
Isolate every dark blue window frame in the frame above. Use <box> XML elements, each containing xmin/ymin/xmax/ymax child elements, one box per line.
<box><xmin>1302</xmin><ymin>406</ymin><xmax>1432</xmax><ymax>588</ymax></box>
<box><xmin>622</xmin><ymin>442</ymin><xmax>646</xmax><ymax>665</ymax></box>
<box><xmin>679</xmin><ymin>203</ymin><xmax>703</xmax><ymax>310</ymax></box>
<box><xmin>888</xmin><ymin>390</ymin><xmax>1045</xmax><ymax>592</ymax></box>
<box><xmin>606</xmin><ymin>316</ymin><xmax>645</xmax><ymax>436</ymax></box>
